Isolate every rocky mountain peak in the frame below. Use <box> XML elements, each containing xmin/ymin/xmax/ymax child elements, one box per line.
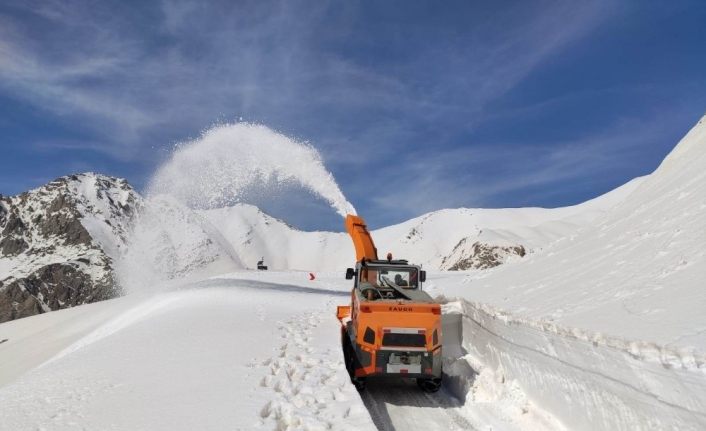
<box><xmin>0</xmin><ymin>173</ymin><xmax>142</xmax><ymax>322</ymax></box>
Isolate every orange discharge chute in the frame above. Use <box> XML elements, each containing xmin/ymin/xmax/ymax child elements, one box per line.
<box><xmin>344</xmin><ymin>214</ymin><xmax>378</xmax><ymax>262</ymax></box>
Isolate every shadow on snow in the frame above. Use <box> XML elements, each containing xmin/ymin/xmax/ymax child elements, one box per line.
<box><xmin>186</xmin><ymin>277</ymin><xmax>351</xmax><ymax>298</ymax></box>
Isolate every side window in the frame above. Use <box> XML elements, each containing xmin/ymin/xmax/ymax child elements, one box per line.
<box><xmin>408</xmin><ymin>270</ymin><xmax>418</xmax><ymax>288</ymax></box>
<box><xmin>360</xmin><ymin>268</ymin><xmax>378</xmax><ymax>286</ymax></box>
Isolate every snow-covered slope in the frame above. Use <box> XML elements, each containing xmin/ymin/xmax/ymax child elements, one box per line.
<box><xmin>0</xmin><ymin>273</ymin><xmax>376</xmax><ymax>430</ymax></box>
<box><xmin>436</xmin><ymin>113</ymin><xmax>706</xmax><ymax>430</ymax></box>
<box><xmin>201</xmin><ymin>177</ymin><xmax>642</xmax><ymax>273</ymax></box>
<box><xmin>444</xmin><ymin>114</ymin><xmax>706</xmax><ymax>348</ymax></box>
<box><xmin>0</xmin><ymin>173</ymin><xmax>140</xmax><ymax>322</ymax></box>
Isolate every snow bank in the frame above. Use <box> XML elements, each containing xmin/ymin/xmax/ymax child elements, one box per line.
<box><xmin>0</xmin><ymin>295</ymin><xmax>141</xmax><ymax>388</ymax></box>
<box><xmin>442</xmin><ymin>299</ymin><xmax>706</xmax><ymax>430</ymax></box>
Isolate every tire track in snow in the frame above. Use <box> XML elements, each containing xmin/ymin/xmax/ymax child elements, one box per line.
<box><xmin>360</xmin><ymin>378</ymin><xmax>476</xmax><ymax>431</ymax></box>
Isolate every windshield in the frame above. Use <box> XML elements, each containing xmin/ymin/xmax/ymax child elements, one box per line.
<box><xmin>358</xmin><ymin>266</ymin><xmax>419</xmax><ymax>289</ymax></box>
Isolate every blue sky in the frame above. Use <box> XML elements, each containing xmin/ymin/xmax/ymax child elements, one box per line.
<box><xmin>1</xmin><ymin>0</ymin><xmax>705</xmax><ymax>231</ymax></box>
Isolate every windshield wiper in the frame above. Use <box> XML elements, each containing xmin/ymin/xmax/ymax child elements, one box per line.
<box><xmin>381</xmin><ymin>276</ymin><xmax>412</xmax><ymax>301</ymax></box>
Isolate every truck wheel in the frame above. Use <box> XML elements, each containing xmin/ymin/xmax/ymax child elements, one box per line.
<box><xmin>352</xmin><ymin>376</ymin><xmax>367</xmax><ymax>391</ymax></box>
<box><xmin>342</xmin><ymin>332</ymin><xmax>353</xmax><ymax>375</ymax></box>
<box><xmin>342</xmin><ymin>332</ymin><xmax>355</xmax><ymax>373</ymax></box>
<box><xmin>345</xmin><ymin>345</ymin><xmax>368</xmax><ymax>391</ymax></box>
<box><xmin>417</xmin><ymin>377</ymin><xmax>442</xmax><ymax>393</ymax></box>
<box><xmin>342</xmin><ymin>331</ymin><xmax>367</xmax><ymax>391</ymax></box>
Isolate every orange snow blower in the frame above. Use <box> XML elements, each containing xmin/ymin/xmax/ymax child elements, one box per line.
<box><xmin>336</xmin><ymin>215</ymin><xmax>442</xmax><ymax>392</ymax></box>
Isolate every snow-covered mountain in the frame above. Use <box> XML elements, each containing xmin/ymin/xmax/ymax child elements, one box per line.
<box><xmin>0</xmin><ymin>173</ymin><xmax>140</xmax><ymax>322</ymax></box>
<box><xmin>199</xmin><ymin>176</ymin><xmax>642</xmax><ymax>273</ymax></box>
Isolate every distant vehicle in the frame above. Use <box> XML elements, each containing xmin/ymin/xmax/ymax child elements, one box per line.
<box><xmin>257</xmin><ymin>257</ymin><xmax>268</xmax><ymax>270</ymax></box>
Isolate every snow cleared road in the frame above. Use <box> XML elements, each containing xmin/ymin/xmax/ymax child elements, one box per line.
<box><xmin>361</xmin><ymin>379</ymin><xmax>476</xmax><ymax>431</ymax></box>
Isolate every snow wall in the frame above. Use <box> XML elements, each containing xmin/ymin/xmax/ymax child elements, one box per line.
<box><xmin>442</xmin><ymin>300</ymin><xmax>706</xmax><ymax>431</ymax></box>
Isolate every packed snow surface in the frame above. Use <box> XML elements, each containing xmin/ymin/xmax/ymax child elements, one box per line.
<box><xmin>0</xmin><ymin>272</ymin><xmax>560</xmax><ymax>431</ymax></box>
<box><xmin>0</xmin><ymin>273</ymin><xmax>373</xmax><ymax>430</ymax></box>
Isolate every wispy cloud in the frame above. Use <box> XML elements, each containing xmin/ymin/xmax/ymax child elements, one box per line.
<box><xmin>0</xmin><ymin>3</ymin><xmax>151</xmax><ymax>156</ymax></box>
<box><xmin>0</xmin><ymin>1</ymin><xmax>613</xmax><ymax>155</ymax></box>
<box><xmin>367</xmin><ymin>108</ymin><xmax>686</xmax><ymax>220</ymax></box>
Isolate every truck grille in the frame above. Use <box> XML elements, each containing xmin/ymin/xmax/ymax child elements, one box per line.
<box><xmin>382</xmin><ymin>333</ymin><xmax>426</xmax><ymax>347</ymax></box>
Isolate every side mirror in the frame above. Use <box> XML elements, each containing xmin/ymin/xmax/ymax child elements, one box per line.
<box><xmin>345</xmin><ymin>268</ymin><xmax>355</xmax><ymax>280</ymax></box>
<box><xmin>420</xmin><ymin>271</ymin><xmax>426</xmax><ymax>283</ymax></box>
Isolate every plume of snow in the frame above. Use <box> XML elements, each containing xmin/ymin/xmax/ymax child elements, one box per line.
<box><xmin>148</xmin><ymin>122</ymin><xmax>356</xmax><ymax>217</ymax></box>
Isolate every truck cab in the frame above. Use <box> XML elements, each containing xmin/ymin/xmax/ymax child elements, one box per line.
<box><xmin>347</xmin><ymin>259</ymin><xmax>426</xmax><ymax>300</ymax></box>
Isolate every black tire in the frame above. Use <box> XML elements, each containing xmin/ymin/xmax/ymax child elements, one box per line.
<box><xmin>342</xmin><ymin>330</ymin><xmax>354</xmax><ymax>376</ymax></box>
<box><xmin>352</xmin><ymin>376</ymin><xmax>367</xmax><ymax>391</ymax></box>
<box><xmin>342</xmin><ymin>329</ymin><xmax>367</xmax><ymax>391</ymax></box>
<box><xmin>417</xmin><ymin>377</ymin><xmax>442</xmax><ymax>393</ymax></box>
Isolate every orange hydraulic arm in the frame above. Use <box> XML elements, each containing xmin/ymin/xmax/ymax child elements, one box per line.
<box><xmin>345</xmin><ymin>214</ymin><xmax>378</xmax><ymax>261</ymax></box>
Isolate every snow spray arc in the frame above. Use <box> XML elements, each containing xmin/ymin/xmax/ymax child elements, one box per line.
<box><xmin>148</xmin><ymin>122</ymin><xmax>356</xmax><ymax>216</ymax></box>
<box><xmin>117</xmin><ymin>122</ymin><xmax>356</xmax><ymax>291</ymax></box>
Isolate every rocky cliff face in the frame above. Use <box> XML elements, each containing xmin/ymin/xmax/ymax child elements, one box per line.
<box><xmin>441</xmin><ymin>238</ymin><xmax>526</xmax><ymax>270</ymax></box>
<box><xmin>0</xmin><ymin>173</ymin><xmax>141</xmax><ymax>322</ymax></box>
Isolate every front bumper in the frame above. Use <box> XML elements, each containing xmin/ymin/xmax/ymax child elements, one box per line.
<box><xmin>354</xmin><ymin>345</ymin><xmax>442</xmax><ymax>378</ymax></box>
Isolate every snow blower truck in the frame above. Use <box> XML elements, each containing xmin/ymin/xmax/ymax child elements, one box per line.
<box><xmin>336</xmin><ymin>215</ymin><xmax>442</xmax><ymax>392</ymax></box>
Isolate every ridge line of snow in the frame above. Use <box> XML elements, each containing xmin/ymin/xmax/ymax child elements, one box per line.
<box><xmin>377</xmin><ymin>175</ymin><xmax>645</xmax><ymax>231</ymax></box>
<box><xmin>40</xmin><ymin>294</ymin><xmax>183</xmax><ymax>367</ymax></box>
